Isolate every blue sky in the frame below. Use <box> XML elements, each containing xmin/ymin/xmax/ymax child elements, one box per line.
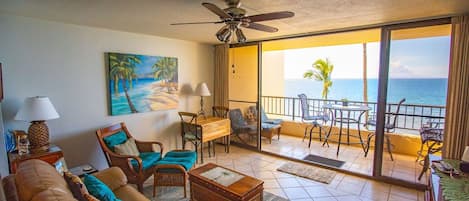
<box><xmin>283</xmin><ymin>36</ymin><xmax>450</xmax><ymax>79</ymax></box>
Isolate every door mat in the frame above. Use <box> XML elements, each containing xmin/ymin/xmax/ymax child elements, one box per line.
<box><xmin>277</xmin><ymin>162</ymin><xmax>336</xmax><ymax>184</ymax></box>
<box><xmin>302</xmin><ymin>154</ymin><xmax>345</xmax><ymax>168</ymax></box>
<box><xmin>145</xmin><ymin>184</ymin><xmax>289</xmax><ymax>201</ymax></box>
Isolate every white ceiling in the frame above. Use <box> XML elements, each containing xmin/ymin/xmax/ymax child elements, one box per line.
<box><xmin>1</xmin><ymin>0</ymin><xmax>468</xmax><ymax>44</ymax></box>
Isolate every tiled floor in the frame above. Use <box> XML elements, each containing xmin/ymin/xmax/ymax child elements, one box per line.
<box><xmin>261</xmin><ymin>135</ymin><xmax>428</xmax><ymax>185</ymax></box>
<box><xmin>150</xmin><ymin>145</ymin><xmax>424</xmax><ymax>201</ymax></box>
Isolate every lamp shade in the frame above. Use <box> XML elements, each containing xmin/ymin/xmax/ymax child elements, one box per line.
<box><xmin>14</xmin><ymin>96</ymin><xmax>60</xmax><ymax>121</ymax></box>
<box><xmin>195</xmin><ymin>83</ymin><xmax>211</xmax><ymax>97</ymax></box>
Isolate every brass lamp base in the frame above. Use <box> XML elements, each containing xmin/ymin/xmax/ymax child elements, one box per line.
<box><xmin>28</xmin><ymin>121</ymin><xmax>50</xmax><ymax>153</ymax></box>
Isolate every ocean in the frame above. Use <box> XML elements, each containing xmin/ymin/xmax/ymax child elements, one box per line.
<box><xmin>284</xmin><ymin>78</ymin><xmax>448</xmax><ymax>106</ymax></box>
<box><xmin>110</xmin><ymin>78</ymin><xmax>157</xmax><ymax>115</ymax></box>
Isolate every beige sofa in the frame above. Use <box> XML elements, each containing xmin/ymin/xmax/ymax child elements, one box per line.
<box><xmin>1</xmin><ymin>159</ymin><xmax>149</xmax><ymax>201</ymax></box>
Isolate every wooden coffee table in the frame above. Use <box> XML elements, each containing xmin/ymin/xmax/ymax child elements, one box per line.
<box><xmin>188</xmin><ymin>163</ymin><xmax>263</xmax><ymax>201</ymax></box>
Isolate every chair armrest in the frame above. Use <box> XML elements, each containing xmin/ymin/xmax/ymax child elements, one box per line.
<box><xmin>93</xmin><ymin>167</ymin><xmax>127</xmax><ymax>191</ymax></box>
<box><xmin>108</xmin><ymin>153</ymin><xmax>143</xmax><ymax>175</ymax></box>
<box><xmin>135</xmin><ymin>140</ymin><xmax>164</xmax><ymax>155</ymax></box>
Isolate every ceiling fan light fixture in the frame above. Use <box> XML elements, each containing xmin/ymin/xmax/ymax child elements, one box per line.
<box><xmin>235</xmin><ymin>28</ymin><xmax>246</xmax><ymax>43</ymax></box>
<box><xmin>216</xmin><ymin>25</ymin><xmax>231</xmax><ymax>42</ymax></box>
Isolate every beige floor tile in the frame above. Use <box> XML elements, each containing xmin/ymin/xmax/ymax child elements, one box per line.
<box><xmin>263</xmin><ymin>179</ymin><xmax>281</xmax><ymax>188</ymax></box>
<box><xmin>290</xmin><ymin>198</ymin><xmax>314</xmax><ymax>201</ymax></box>
<box><xmin>390</xmin><ymin>185</ymin><xmax>418</xmax><ymax>200</ymax></box>
<box><xmin>277</xmin><ymin>177</ymin><xmax>302</xmax><ymax>188</ymax></box>
<box><xmin>335</xmin><ymin>195</ymin><xmax>363</xmax><ymax>201</ymax></box>
<box><xmin>283</xmin><ymin>187</ymin><xmax>310</xmax><ymax>199</ymax></box>
<box><xmin>304</xmin><ymin>186</ymin><xmax>333</xmax><ymax>198</ymax></box>
<box><xmin>313</xmin><ymin>197</ymin><xmax>338</xmax><ymax>201</ymax></box>
<box><xmin>264</xmin><ymin>188</ymin><xmax>287</xmax><ymax>198</ymax></box>
<box><xmin>335</xmin><ymin>179</ymin><xmax>365</xmax><ymax>195</ymax></box>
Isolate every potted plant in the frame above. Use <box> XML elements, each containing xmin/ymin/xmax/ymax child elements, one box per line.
<box><xmin>341</xmin><ymin>98</ymin><xmax>349</xmax><ymax>106</ymax></box>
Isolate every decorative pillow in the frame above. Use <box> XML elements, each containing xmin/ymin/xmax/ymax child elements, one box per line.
<box><xmin>63</xmin><ymin>171</ymin><xmax>88</xmax><ymax>201</ymax></box>
<box><xmin>83</xmin><ymin>174</ymin><xmax>121</xmax><ymax>201</ymax></box>
<box><xmin>114</xmin><ymin>138</ymin><xmax>140</xmax><ymax>156</ymax></box>
<box><xmin>103</xmin><ymin>130</ymin><xmax>128</xmax><ymax>150</ymax></box>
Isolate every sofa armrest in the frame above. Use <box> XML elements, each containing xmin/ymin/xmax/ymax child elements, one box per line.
<box><xmin>92</xmin><ymin>167</ymin><xmax>127</xmax><ymax>191</ymax></box>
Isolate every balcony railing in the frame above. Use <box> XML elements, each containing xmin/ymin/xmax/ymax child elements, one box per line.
<box><xmin>261</xmin><ymin>96</ymin><xmax>445</xmax><ymax>131</ymax></box>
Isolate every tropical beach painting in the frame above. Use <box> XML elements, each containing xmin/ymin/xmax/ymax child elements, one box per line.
<box><xmin>107</xmin><ymin>52</ymin><xmax>178</xmax><ymax>116</ymax></box>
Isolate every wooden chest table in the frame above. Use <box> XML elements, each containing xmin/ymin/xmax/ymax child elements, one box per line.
<box><xmin>188</xmin><ymin>163</ymin><xmax>263</xmax><ymax>201</ymax></box>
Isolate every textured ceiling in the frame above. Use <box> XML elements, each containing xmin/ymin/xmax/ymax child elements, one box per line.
<box><xmin>0</xmin><ymin>0</ymin><xmax>468</xmax><ymax>44</ymax></box>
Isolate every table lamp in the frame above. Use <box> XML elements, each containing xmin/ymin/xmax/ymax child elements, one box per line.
<box><xmin>195</xmin><ymin>82</ymin><xmax>211</xmax><ymax>118</ymax></box>
<box><xmin>14</xmin><ymin>96</ymin><xmax>59</xmax><ymax>153</ymax></box>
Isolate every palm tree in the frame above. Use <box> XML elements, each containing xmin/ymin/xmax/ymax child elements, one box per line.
<box><xmin>152</xmin><ymin>57</ymin><xmax>177</xmax><ymax>92</ymax></box>
<box><xmin>109</xmin><ymin>53</ymin><xmax>141</xmax><ymax>113</ymax></box>
<box><xmin>304</xmin><ymin>58</ymin><xmax>334</xmax><ymax>99</ymax></box>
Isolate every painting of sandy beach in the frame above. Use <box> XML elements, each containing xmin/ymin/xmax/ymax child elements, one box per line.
<box><xmin>107</xmin><ymin>52</ymin><xmax>178</xmax><ymax>115</ymax></box>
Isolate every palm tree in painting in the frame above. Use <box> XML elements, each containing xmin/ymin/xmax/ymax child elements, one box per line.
<box><xmin>109</xmin><ymin>53</ymin><xmax>141</xmax><ymax>113</ymax></box>
<box><xmin>303</xmin><ymin>58</ymin><xmax>334</xmax><ymax>99</ymax></box>
<box><xmin>152</xmin><ymin>57</ymin><xmax>177</xmax><ymax>92</ymax></box>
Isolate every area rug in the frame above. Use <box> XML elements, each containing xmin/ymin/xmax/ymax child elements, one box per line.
<box><xmin>144</xmin><ymin>185</ymin><xmax>288</xmax><ymax>201</ymax></box>
<box><xmin>277</xmin><ymin>162</ymin><xmax>336</xmax><ymax>184</ymax></box>
<box><xmin>302</xmin><ymin>154</ymin><xmax>345</xmax><ymax>168</ymax></box>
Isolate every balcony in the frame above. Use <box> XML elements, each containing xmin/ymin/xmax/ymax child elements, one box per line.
<box><xmin>254</xmin><ymin>96</ymin><xmax>445</xmax><ymax>184</ymax></box>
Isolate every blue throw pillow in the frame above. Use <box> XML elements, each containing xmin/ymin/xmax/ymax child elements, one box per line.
<box><xmin>103</xmin><ymin>130</ymin><xmax>128</xmax><ymax>150</ymax></box>
<box><xmin>83</xmin><ymin>174</ymin><xmax>121</xmax><ymax>201</ymax></box>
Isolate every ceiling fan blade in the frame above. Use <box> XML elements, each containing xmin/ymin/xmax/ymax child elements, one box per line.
<box><xmin>170</xmin><ymin>21</ymin><xmax>223</xmax><ymax>25</ymax></box>
<box><xmin>242</xmin><ymin>22</ymin><xmax>278</xmax><ymax>32</ymax></box>
<box><xmin>202</xmin><ymin>2</ymin><xmax>231</xmax><ymax>19</ymax></box>
<box><xmin>245</xmin><ymin>11</ymin><xmax>294</xmax><ymax>22</ymax></box>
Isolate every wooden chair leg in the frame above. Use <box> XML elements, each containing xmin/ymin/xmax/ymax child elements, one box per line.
<box><xmin>183</xmin><ymin>179</ymin><xmax>187</xmax><ymax>198</ymax></box>
<box><xmin>200</xmin><ymin>141</ymin><xmax>204</xmax><ymax>163</ymax></box>
<box><xmin>153</xmin><ymin>175</ymin><xmax>157</xmax><ymax>197</ymax></box>
<box><xmin>213</xmin><ymin>141</ymin><xmax>216</xmax><ymax>157</ymax></box>
<box><xmin>137</xmin><ymin>183</ymin><xmax>143</xmax><ymax>193</ymax></box>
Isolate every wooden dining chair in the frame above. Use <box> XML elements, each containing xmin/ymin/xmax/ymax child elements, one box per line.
<box><xmin>178</xmin><ymin>112</ymin><xmax>205</xmax><ymax>163</ymax></box>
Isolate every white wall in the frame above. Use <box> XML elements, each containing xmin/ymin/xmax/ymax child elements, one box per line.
<box><xmin>0</xmin><ymin>14</ymin><xmax>214</xmax><ymax>171</ymax></box>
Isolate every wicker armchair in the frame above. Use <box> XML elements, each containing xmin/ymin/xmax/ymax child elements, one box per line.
<box><xmin>96</xmin><ymin>122</ymin><xmax>164</xmax><ymax>192</ymax></box>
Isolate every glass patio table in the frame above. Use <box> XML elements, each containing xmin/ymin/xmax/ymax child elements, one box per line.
<box><xmin>322</xmin><ymin>104</ymin><xmax>370</xmax><ymax>156</ymax></box>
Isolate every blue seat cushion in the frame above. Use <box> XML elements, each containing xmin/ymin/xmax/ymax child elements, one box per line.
<box><xmin>130</xmin><ymin>152</ymin><xmax>161</xmax><ymax>170</ymax></box>
<box><xmin>263</xmin><ymin>119</ymin><xmax>283</xmax><ymax>125</ymax></box>
<box><xmin>103</xmin><ymin>131</ymin><xmax>127</xmax><ymax>150</ymax></box>
<box><xmin>156</xmin><ymin>151</ymin><xmax>197</xmax><ymax>171</ymax></box>
<box><xmin>261</xmin><ymin>123</ymin><xmax>280</xmax><ymax>131</ymax></box>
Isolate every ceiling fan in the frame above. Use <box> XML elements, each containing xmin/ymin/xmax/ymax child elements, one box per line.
<box><xmin>170</xmin><ymin>0</ymin><xmax>295</xmax><ymax>43</ymax></box>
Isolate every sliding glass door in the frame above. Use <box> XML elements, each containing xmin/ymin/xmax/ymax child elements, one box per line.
<box><xmin>375</xmin><ymin>22</ymin><xmax>451</xmax><ymax>184</ymax></box>
<box><xmin>228</xmin><ymin>44</ymin><xmax>260</xmax><ymax>149</ymax></box>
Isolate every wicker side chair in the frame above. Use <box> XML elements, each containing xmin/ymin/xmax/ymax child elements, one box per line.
<box><xmin>96</xmin><ymin>122</ymin><xmax>164</xmax><ymax>192</ymax></box>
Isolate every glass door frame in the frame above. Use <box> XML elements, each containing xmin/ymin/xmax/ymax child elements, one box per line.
<box><xmin>373</xmin><ymin>18</ymin><xmax>451</xmax><ymax>179</ymax></box>
<box><xmin>228</xmin><ymin>42</ymin><xmax>263</xmax><ymax>151</ymax></box>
